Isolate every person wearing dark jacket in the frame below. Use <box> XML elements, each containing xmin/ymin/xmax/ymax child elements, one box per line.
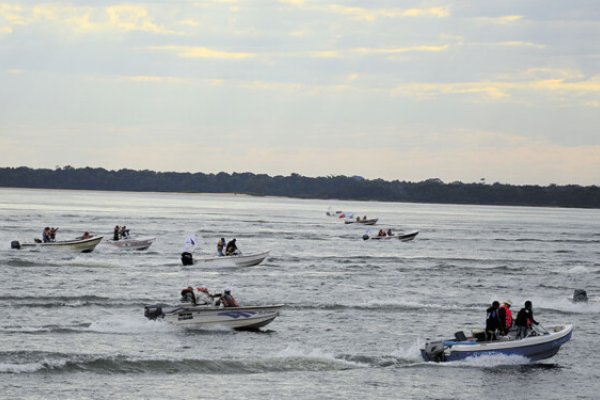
<box><xmin>485</xmin><ymin>301</ymin><xmax>502</xmax><ymax>341</ymax></box>
<box><xmin>516</xmin><ymin>300</ymin><xmax>539</xmax><ymax>339</ymax></box>
<box><xmin>225</xmin><ymin>239</ymin><xmax>239</xmax><ymax>256</ymax></box>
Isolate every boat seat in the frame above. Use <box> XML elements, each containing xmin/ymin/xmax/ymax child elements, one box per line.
<box><xmin>454</xmin><ymin>331</ymin><xmax>467</xmax><ymax>341</ymax></box>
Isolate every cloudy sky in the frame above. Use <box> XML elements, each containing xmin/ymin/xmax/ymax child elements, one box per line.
<box><xmin>1</xmin><ymin>1</ymin><xmax>599</xmax><ymax>185</ymax></box>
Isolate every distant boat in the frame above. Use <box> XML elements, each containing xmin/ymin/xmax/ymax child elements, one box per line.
<box><xmin>181</xmin><ymin>250</ymin><xmax>270</xmax><ymax>267</ymax></box>
<box><xmin>144</xmin><ymin>303</ymin><xmax>283</xmax><ymax>330</ymax></box>
<box><xmin>421</xmin><ymin>324</ymin><xmax>573</xmax><ymax>362</ymax></box>
<box><xmin>344</xmin><ymin>218</ymin><xmax>378</xmax><ymax>225</ymax></box>
<box><xmin>105</xmin><ymin>237</ymin><xmax>156</xmax><ymax>251</ymax></box>
<box><xmin>11</xmin><ymin>236</ymin><xmax>103</xmax><ymax>253</ymax></box>
<box><xmin>363</xmin><ymin>230</ymin><xmax>419</xmax><ymax>241</ymax></box>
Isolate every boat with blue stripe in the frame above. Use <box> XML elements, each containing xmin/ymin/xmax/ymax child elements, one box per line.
<box><xmin>421</xmin><ymin>324</ymin><xmax>573</xmax><ymax>362</ymax></box>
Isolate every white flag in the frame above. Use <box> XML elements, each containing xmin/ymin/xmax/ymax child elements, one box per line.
<box><xmin>183</xmin><ymin>233</ymin><xmax>198</xmax><ymax>253</ymax></box>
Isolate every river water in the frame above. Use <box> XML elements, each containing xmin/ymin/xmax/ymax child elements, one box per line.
<box><xmin>1</xmin><ymin>188</ymin><xmax>599</xmax><ymax>399</ymax></box>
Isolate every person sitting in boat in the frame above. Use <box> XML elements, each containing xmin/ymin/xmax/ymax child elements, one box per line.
<box><xmin>485</xmin><ymin>300</ymin><xmax>502</xmax><ymax>340</ymax></box>
<box><xmin>377</xmin><ymin>229</ymin><xmax>386</xmax><ymax>237</ymax></box>
<box><xmin>180</xmin><ymin>286</ymin><xmax>197</xmax><ymax>304</ymax></box>
<box><xmin>49</xmin><ymin>227</ymin><xmax>58</xmax><ymax>241</ymax></box>
<box><xmin>515</xmin><ymin>300</ymin><xmax>539</xmax><ymax>339</ymax></box>
<box><xmin>387</xmin><ymin>228</ymin><xmax>393</xmax><ymax>236</ymax></box>
<box><xmin>217</xmin><ymin>238</ymin><xmax>226</xmax><ymax>256</ymax></box>
<box><xmin>225</xmin><ymin>238</ymin><xmax>239</xmax><ymax>256</ymax></box>
<box><xmin>113</xmin><ymin>225</ymin><xmax>120</xmax><ymax>241</ymax></box>
<box><xmin>498</xmin><ymin>300</ymin><xmax>513</xmax><ymax>335</ymax></box>
<box><xmin>42</xmin><ymin>227</ymin><xmax>52</xmax><ymax>243</ymax></box>
<box><xmin>196</xmin><ymin>286</ymin><xmax>219</xmax><ymax>305</ymax></box>
<box><xmin>362</xmin><ymin>215</ymin><xmax>367</xmax><ymax>221</ymax></box>
<box><xmin>216</xmin><ymin>288</ymin><xmax>239</xmax><ymax>307</ymax></box>
<box><xmin>80</xmin><ymin>231</ymin><xmax>92</xmax><ymax>240</ymax></box>
<box><xmin>120</xmin><ymin>225</ymin><xmax>129</xmax><ymax>238</ymax></box>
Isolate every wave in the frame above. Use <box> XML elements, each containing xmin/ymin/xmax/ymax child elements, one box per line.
<box><xmin>0</xmin><ymin>347</ymin><xmax>370</xmax><ymax>375</ymax></box>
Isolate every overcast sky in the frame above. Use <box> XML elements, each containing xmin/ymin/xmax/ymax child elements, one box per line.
<box><xmin>1</xmin><ymin>1</ymin><xmax>599</xmax><ymax>185</ymax></box>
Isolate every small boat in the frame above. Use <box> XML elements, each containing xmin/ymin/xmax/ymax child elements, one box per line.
<box><xmin>105</xmin><ymin>237</ymin><xmax>156</xmax><ymax>251</ymax></box>
<box><xmin>420</xmin><ymin>324</ymin><xmax>573</xmax><ymax>362</ymax></box>
<box><xmin>182</xmin><ymin>250</ymin><xmax>270</xmax><ymax>267</ymax></box>
<box><xmin>10</xmin><ymin>236</ymin><xmax>104</xmax><ymax>253</ymax></box>
<box><xmin>144</xmin><ymin>303</ymin><xmax>283</xmax><ymax>330</ymax></box>
<box><xmin>345</xmin><ymin>218</ymin><xmax>378</xmax><ymax>225</ymax></box>
<box><xmin>363</xmin><ymin>231</ymin><xmax>419</xmax><ymax>241</ymax></box>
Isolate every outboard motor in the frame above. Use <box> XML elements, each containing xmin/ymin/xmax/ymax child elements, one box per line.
<box><xmin>144</xmin><ymin>304</ymin><xmax>164</xmax><ymax>320</ymax></box>
<box><xmin>11</xmin><ymin>240</ymin><xmax>21</xmax><ymax>249</ymax></box>
<box><xmin>422</xmin><ymin>339</ymin><xmax>446</xmax><ymax>362</ymax></box>
<box><xmin>573</xmin><ymin>289</ymin><xmax>588</xmax><ymax>303</ymax></box>
<box><xmin>362</xmin><ymin>234</ymin><xmax>369</xmax><ymax>241</ymax></box>
<box><xmin>181</xmin><ymin>252</ymin><xmax>194</xmax><ymax>266</ymax></box>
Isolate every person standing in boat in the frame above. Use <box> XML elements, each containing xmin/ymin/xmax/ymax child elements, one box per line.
<box><xmin>485</xmin><ymin>301</ymin><xmax>502</xmax><ymax>340</ymax></box>
<box><xmin>498</xmin><ymin>300</ymin><xmax>513</xmax><ymax>335</ymax></box>
<box><xmin>217</xmin><ymin>238</ymin><xmax>226</xmax><ymax>256</ymax></box>
<box><xmin>120</xmin><ymin>225</ymin><xmax>129</xmax><ymax>238</ymax></box>
<box><xmin>225</xmin><ymin>238</ymin><xmax>239</xmax><ymax>256</ymax></box>
<box><xmin>113</xmin><ymin>225</ymin><xmax>120</xmax><ymax>241</ymax></box>
<box><xmin>49</xmin><ymin>227</ymin><xmax>58</xmax><ymax>241</ymax></box>
<box><xmin>516</xmin><ymin>300</ymin><xmax>539</xmax><ymax>339</ymax></box>
<box><xmin>42</xmin><ymin>227</ymin><xmax>51</xmax><ymax>243</ymax></box>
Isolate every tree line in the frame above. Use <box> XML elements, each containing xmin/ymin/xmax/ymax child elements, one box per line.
<box><xmin>0</xmin><ymin>166</ymin><xmax>599</xmax><ymax>209</ymax></box>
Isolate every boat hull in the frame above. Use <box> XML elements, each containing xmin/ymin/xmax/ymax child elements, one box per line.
<box><xmin>345</xmin><ymin>218</ymin><xmax>378</xmax><ymax>225</ymax></box>
<box><xmin>421</xmin><ymin>324</ymin><xmax>573</xmax><ymax>362</ymax></box>
<box><xmin>363</xmin><ymin>231</ymin><xmax>419</xmax><ymax>241</ymax></box>
<box><xmin>150</xmin><ymin>304</ymin><xmax>283</xmax><ymax>330</ymax></box>
<box><xmin>105</xmin><ymin>237</ymin><xmax>155</xmax><ymax>250</ymax></box>
<box><xmin>14</xmin><ymin>236</ymin><xmax>104</xmax><ymax>253</ymax></box>
<box><xmin>192</xmin><ymin>251</ymin><xmax>270</xmax><ymax>267</ymax></box>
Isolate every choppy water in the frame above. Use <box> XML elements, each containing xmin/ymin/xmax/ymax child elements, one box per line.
<box><xmin>1</xmin><ymin>188</ymin><xmax>599</xmax><ymax>399</ymax></box>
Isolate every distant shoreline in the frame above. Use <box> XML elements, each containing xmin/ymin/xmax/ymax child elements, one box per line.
<box><xmin>1</xmin><ymin>166</ymin><xmax>599</xmax><ymax>209</ymax></box>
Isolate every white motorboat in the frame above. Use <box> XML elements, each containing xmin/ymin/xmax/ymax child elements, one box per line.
<box><xmin>362</xmin><ymin>230</ymin><xmax>419</xmax><ymax>241</ymax></box>
<box><xmin>10</xmin><ymin>236</ymin><xmax>103</xmax><ymax>253</ymax></box>
<box><xmin>144</xmin><ymin>303</ymin><xmax>283</xmax><ymax>330</ymax></box>
<box><xmin>105</xmin><ymin>237</ymin><xmax>156</xmax><ymax>251</ymax></box>
<box><xmin>182</xmin><ymin>250</ymin><xmax>270</xmax><ymax>267</ymax></box>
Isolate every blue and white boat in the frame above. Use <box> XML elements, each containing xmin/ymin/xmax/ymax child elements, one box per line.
<box><xmin>144</xmin><ymin>303</ymin><xmax>283</xmax><ymax>330</ymax></box>
<box><xmin>421</xmin><ymin>324</ymin><xmax>573</xmax><ymax>362</ymax></box>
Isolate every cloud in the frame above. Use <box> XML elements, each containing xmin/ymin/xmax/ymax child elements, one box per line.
<box><xmin>147</xmin><ymin>45</ymin><xmax>256</xmax><ymax>59</ymax></box>
<box><xmin>0</xmin><ymin>3</ymin><xmax>179</xmax><ymax>35</ymax></box>
<box><xmin>279</xmin><ymin>2</ymin><xmax>449</xmax><ymax>21</ymax></box>
<box><xmin>119</xmin><ymin>75</ymin><xmax>187</xmax><ymax>83</ymax></box>
<box><xmin>352</xmin><ymin>45</ymin><xmax>449</xmax><ymax>55</ymax></box>
<box><xmin>476</xmin><ymin>15</ymin><xmax>523</xmax><ymax>25</ymax></box>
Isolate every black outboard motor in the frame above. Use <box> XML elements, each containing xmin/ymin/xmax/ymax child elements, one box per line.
<box><xmin>573</xmin><ymin>289</ymin><xmax>588</xmax><ymax>303</ymax></box>
<box><xmin>11</xmin><ymin>240</ymin><xmax>21</xmax><ymax>249</ymax></box>
<box><xmin>181</xmin><ymin>252</ymin><xmax>194</xmax><ymax>266</ymax></box>
<box><xmin>144</xmin><ymin>304</ymin><xmax>164</xmax><ymax>320</ymax></box>
<box><xmin>362</xmin><ymin>234</ymin><xmax>369</xmax><ymax>241</ymax></box>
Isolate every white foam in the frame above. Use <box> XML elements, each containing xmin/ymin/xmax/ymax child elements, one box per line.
<box><xmin>275</xmin><ymin>345</ymin><xmax>367</xmax><ymax>368</ymax></box>
<box><xmin>453</xmin><ymin>353</ymin><xmax>530</xmax><ymax>367</ymax></box>
<box><xmin>390</xmin><ymin>339</ymin><xmax>424</xmax><ymax>361</ymax></box>
<box><xmin>86</xmin><ymin>315</ymin><xmax>176</xmax><ymax>334</ymax></box>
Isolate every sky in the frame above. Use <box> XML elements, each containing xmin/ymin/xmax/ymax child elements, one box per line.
<box><xmin>1</xmin><ymin>1</ymin><xmax>599</xmax><ymax>185</ymax></box>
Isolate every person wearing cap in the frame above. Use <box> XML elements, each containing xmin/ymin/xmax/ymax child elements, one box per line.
<box><xmin>516</xmin><ymin>300</ymin><xmax>539</xmax><ymax>339</ymax></box>
<box><xmin>219</xmin><ymin>288</ymin><xmax>239</xmax><ymax>307</ymax></box>
<box><xmin>498</xmin><ymin>300</ymin><xmax>513</xmax><ymax>335</ymax></box>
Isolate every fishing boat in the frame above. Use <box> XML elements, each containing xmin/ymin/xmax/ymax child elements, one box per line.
<box><xmin>184</xmin><ymin>250</ymin><xmax>270</xmax><ymax>267</ymax></box>
<box><xmin>344</xmin><ymin>218</ymin><xmax>378</xmax><ymax>225</ymax></box>
<box><xmin>10</xmin><ymin>236</ymin><xmax>104</xmax><ymax>253</ymax></box>
<box><xmin>362</xmin><ymin>230</ymin><xmax>419</xmax><ymax>241</ymax></box>
<box><xmin>105</xmin><ymin>237</ymin><xmax>156</xmax><ymax>251</ymax></box>
<box><xmin>420</xmin><ymin>324</ymin><xmax>573</xmax><ymax>362</ymax></box>
<box><xmin>144</xmin><ymin>303</ymin><xmax>283</xmax><ymax>330</ymax></box>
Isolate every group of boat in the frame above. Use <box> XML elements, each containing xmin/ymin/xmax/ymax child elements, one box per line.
<box><xmin>327</xmin><ymin>209</ymin><xmax>419</xmax><ymax>242</ymax></box>
<box><xmin>8</xmin><ymin>215</ymin><xmax>574</xmax><ymax>360</ymax></box>
<box><xmin>10</xmin><ymin>235</ymin><xmax>156</xmax><ymax>253</ymax></box>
